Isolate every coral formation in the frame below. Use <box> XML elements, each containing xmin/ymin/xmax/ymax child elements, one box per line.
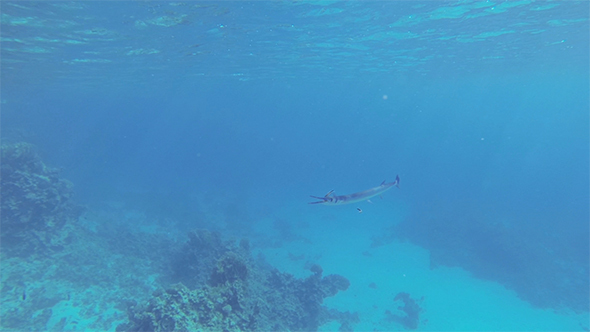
<box><xmin>385</xmin><ymin>292</ymin><xmax>423</xmax><ymax>330</ymax></box>
<box><xmin>0</xmin><ymin>143</ymin><xmax>356</xmax><ymax>331</ymax></box>
<box><xmin>1</xmin><ymin>142</ymin><xmax>80</xmax><ymax>255</ymax></box>
<box><xmin>210</xmin><ymin>251</ymin><xmax>249</xmax><ymax>286</ymax></box>
<box><xmin>119</xmin><ymin>229</ymin><xmax>355</xmax><ymax>332</ymax></box>
<box><xmin>170</xmin><ymin>229</ymin><xmax>238</xmax><ymax>288</ymax></box>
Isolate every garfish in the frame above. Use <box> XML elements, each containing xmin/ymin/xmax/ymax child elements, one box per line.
<box><xmin>309</xmin><ymin>175</ymin><xmax>400</xmax><ymax>205</ymax></box>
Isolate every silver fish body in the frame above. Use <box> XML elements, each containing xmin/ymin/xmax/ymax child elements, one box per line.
<box><xmin>309</xmin><ymin>175</ymin><xmax>400</xmax><ymax>205</ymax></box>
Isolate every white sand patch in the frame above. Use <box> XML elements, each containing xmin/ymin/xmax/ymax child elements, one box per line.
<box><xmin>256</xmin><ymin>205</ymin><xmax>588</xmax><ymax>331</ymax></box>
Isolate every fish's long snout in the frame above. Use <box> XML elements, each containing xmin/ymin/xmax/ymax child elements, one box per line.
<box><xmin>309</xmin><ymin>195</ymin><xmax>327</xmax><ymax>204</ymax></box>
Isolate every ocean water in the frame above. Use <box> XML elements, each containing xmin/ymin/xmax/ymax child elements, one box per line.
<box><xmin>1</xmin><ymin>1</ymin><xmax>589</xmax><ymax>331</ymax></box>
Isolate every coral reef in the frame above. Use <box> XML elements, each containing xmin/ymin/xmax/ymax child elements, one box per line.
<box><xmin>385</xmin><ymin>292</ymin><xmax>423</xmax><ymax>330</ymax></box>
<box><xmin>0</xmin><ymin>143</ymin><xmax>355</xmax><ymax>331</ymax></box>
<box><xmin>118</xmin><ymin>283</ymin><xmax>242</xmax><ymax>332</ymax></box>
<box><xmin>1</xmin><ymin>142</ymin><xmax>81</xmax><ymax>255</ymax></box>
<box><xmin>170</xmin><ymin>229</ymin><xmax>238</xmax><ymax>288</ymax></box>
<box><xmin>119</xmin><ymin>229</ymin><xmax>355</xmax><ymax>332</ymax></box>
<box><xmin>0</xmin><ymin>211</ymin><xmax>181</xmax><ymax>332</ymax></box>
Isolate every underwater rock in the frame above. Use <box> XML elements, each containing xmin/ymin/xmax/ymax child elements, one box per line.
<box><xmin>0</xmin><ymin>142</ymin><xmax>81</xmax><ymax>255</ymax></box>
<box><xmin>264</xmin><ymin>265</ymin><xmax>351</xmax><ymax>331</ymax></box>
<box><xmin>121</xmin><ymin>230</ymin><xmax>354</xmax><ymax>332</ymax></box>
<box><xmin>309</xmin><ymin>263</ymin><xmax>323</xmax><ymax>275</ymax></box>
<box><xmin>321</xmin><ymin>274</ymin><xmax>351</xmax><ymax>297</ymax></box>
<box><xmin>210</xmin><ymin>251</ymin><xmax>249</xmax><ymax>286</ymax></box>
<box><xmin>118</xmin><ymin>283</ymin><xmax>215</xmax><ymax>332</ymax></box>
<box><xmin>385</xmin><ymin>292</ymin><xmax>423</xmax><ymax>330</ymax></box>
<box><xmin>325</xmin><ymin>308</ymin><xmax>360</xmax><ymax>332</ymax></box>
<box><xmin>171</xmin><ymin>229</ymin><xmax>243</xmax><ymax>288</ymax></box>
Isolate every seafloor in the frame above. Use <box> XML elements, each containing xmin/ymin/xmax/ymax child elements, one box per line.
<box><xmin>1</xmin><ymin>142</ymin><xmax>588</xmax><ymax>331</ymax></box>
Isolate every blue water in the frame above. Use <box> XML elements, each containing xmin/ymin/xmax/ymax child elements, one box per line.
<box><xmin>1</xmin><ymin>1</ymin><xmax>589</xmax><ymax>331</ymax></box>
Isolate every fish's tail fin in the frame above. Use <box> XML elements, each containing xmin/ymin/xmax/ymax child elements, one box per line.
<box><xmin>394</xmin><ymin>175</ymin><xmax>400</xmax><ymax>188</ymax></box>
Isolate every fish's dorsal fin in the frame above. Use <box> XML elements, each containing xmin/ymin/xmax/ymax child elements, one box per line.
<box><xmin>324</xmin><ymin>190</ymin><xmax>335</xmax><ymax>197</ymax></box>
<box><xmin>381</xmin><ymin>180</ymin><xmax>386</xmax><ymax>186</ymax></box>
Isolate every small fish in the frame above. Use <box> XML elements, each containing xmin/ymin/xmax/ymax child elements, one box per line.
<box><xmin>22</xmin><ymin>290</ymin><xmax>26</xmax><ymax>301</ymax></box>
<box><xmin>357</xmin><ymin>207</ymin><xmax>363</xmax><ymax>213</ymax></box>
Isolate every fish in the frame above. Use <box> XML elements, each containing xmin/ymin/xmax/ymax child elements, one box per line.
<box><xmin>309</xmin><ymin>175</ymin><xmax>400</xmax><ymax>205</ymax></box>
